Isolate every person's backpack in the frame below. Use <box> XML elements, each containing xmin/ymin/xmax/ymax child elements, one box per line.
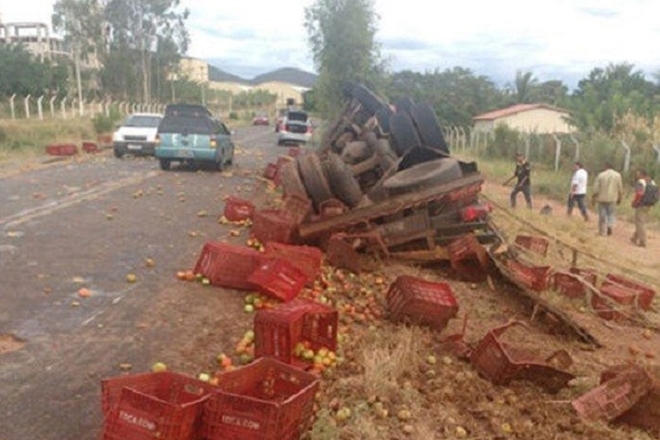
<box><xmin>641</xmin><ymin>180</ymin><xmax>659</xmax><ymax>206</ymax></box>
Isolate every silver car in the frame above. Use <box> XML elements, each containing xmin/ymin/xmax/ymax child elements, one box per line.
<box><xmin>277</xmin><ymin>110</ymin><xmax>313</xmax><ymax>146</ymax></box>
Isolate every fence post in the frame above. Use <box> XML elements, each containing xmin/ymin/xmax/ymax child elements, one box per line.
<box><xmin>24</xmin><ymin>95</ymin><xmax>31</xmax><ymax>118</ymax></box>
<box><xmin>653</xmin><ymin>144</ymin><xmax>660</xmax><ymax>163</ymax></box>
<box><xmin>553</xmin><ymin>134</ymin><xmax>561</xmax><ymax>172</ymax></box>
<box><xmin>621</xmin><ymin>140</ymin><xmax>631</xmax><ymax>173</ymax></box>
<box><xmin>37</xmin><ymin>95</ymin><xmax>44</xmax><ymax>120</ymax></box>
<box><xmin>524</xmin><ymin>134</ymin><xmax>530</xmax><ymax>158</ymax></box>
<box><xmin>9</xmin><ymin>94</ymin><xmax>16</xmax><ymax>119</ymax></box>
<box><xmin>49</xmin><ymin>96</ymin><xmax>57</xmax><ymax>118</ymax></box>
<box><xmin>61</xmin><ymin>97</ymin><xmax>68</xmax><ymax>119</ymax></box>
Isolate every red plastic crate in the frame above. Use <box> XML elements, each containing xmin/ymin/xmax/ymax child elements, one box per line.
<box><xmin>254</xmin><ymin>299</ymin><xmax>338</xmax><ymax>366</ymax></box>
<box><xmin>470</xmin><ymin>322</ymin><xmax>574</xmax><ymax>391</ymax></box>
<box><xmin>203</xmin><ymin>357</ymin><xmax>319</xmax><ymax>440</ymax></box>
<box><xmin>101</xmin><ymin>371</ymin><xmax>214</xmax><ymax>440</ymax></box>
<box><xmin>591</xmin><ymin>283</ymin><xmax>637</xmax><ymax>321</ymax></box>
<box><xmin>45</xmin><ymin>143</ymin><xmax>78</xmax><ymax>156</ymax></box>
<box><xmin>248</xmin><ymin>259</ymin><xmax>307</xmax><ymax>302</ymax></box>
<box><xmin>572</xmin><ymin>366</ymin><xmax>652</xmax><ymax>421</ymax></box>
<box><xmin>251</xmin><ymin>210</ymin><xmax>298</xmax><ymax>244</ymax></box>
<box><xmin>193</xmin><ymin>242</ymin><xmax>266</xmax><ymax>290</ymax></box>
<box><xmin>82</xmin><ymin>141</ymin><xmax>99</xmax><ymax>153</ymax></box>
<box><xmin>275</xmin><ymin>156</ymin><xmax>295</xmax><ymax>186</ymax></box>
<box><xmin>552</xmin><ymin>273</ymin><xmax>584</xmax><ymax>298</ymax></box>
<box><xmin>514</xmin><ymin>235</ymin><xmax>549</xmax><ymax>257</ymax></box>
<box><xmin>604</xmin><ymin>274</ymin><xmax>655</xmax><ymax>310</ymax></box>
<box><xmin>506</xmin><ymin>259</ymin><xmax>551</xmax><ymax>291</ymax></box>
<box><xmin>224</xmin><ymin>196</ymin><xmax>256</xmax><ymax>222</ymax></box>
<box><xmin>386</xmin><ymin>275</ymin><xmax>459</xmax><ymax>331</ymax></box>
<box><xmin>264</xmin><ymin>242</ymin><xmax>323</xmax><ymax>287</ymax></box>
<box><xmin>281</xmin><ymin>194</ymin><xmax>312</xmax><ymax>226</ymax></box>
<box><xmin>447</xmin><ymin>233</ymin><xmax>488</xmax><ymax>268</ymax></box>
<box><xmin>325</xmin><ymin>233</ymin><xmax>362</xmax><ymax>274</ymax></box>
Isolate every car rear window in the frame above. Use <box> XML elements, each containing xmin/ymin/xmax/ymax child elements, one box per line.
<box><xmin>164</xmin><ymin>104</ymin><xmax>212</xmax><ymax>118</ymax></box>
<box><xmin>158</xmin><ymin>115</ymin><xmax>214</xmax><ymax>135</ymax></box>
<box><xmin>286</xmin><ymin>111</ymin><xmax>308</xmax><ymax>122</ymax></box>
<box><xmin>124</xmin><ymin>115</ymin><xmax>162</xmax><ymax>128</ymax></box>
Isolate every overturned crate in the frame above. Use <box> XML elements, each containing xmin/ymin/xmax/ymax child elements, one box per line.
<box><xmin>470</xmin><ymin>321</ymin><xmax>574</xmax><ymax>393</ymax></box>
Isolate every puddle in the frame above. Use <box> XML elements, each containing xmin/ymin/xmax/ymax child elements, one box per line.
<box><xmin>0</xmin><ymin>334</ymin><xmax>25</xmax><ymax>354</ymax></box>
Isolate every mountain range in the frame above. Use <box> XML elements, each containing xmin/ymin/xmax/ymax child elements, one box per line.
<box><xmin>207</xmin><ymin>65</ymin><xmax>318</xmax><ymax>89</ymax></box>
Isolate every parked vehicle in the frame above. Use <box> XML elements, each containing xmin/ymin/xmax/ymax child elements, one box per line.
<box><xmin>252</xmin><ymin>113</ymin><xmax>270</xmax><ymax>126</ymax></box>
<box><xmin>277</xmin><ymin>110</ymin><xmax>313</xmax><ymax>146</ymax></box>
<box><xmin>112</xmin><ymin>113</ymin><xmax>163</xmax><ymax>158</ymax></box>
<box><xmin>155</xmin><ymin>104</ymin><xmax>234</xmax><ymax>171</ymax></box>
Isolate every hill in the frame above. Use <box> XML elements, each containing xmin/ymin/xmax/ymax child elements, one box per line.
<box><xmin>208</xmin><ymin>65</ymin><xmax>249</xmax><ymax>84</ymax></box>
<box><xmin>252</xmin><ymin>67</ymin><xmax>318</xmax><ymax>88</ymax></box>
<box><xmin>206</xmin><ymin>64</ymin><xmax>318</xmax><ymax>88</ymax></box>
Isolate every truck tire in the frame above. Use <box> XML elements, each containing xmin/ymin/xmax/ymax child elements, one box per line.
<box><xmin>349</xmin><ymin>83</ymin><xmax>389</xmax><ymax>116</ymax></box>
<box><xmin>410</xmin><ymin>103</ymin><xmax>449</xmax><ymax>155</ymax></box>
<box><xmin>398</xmin><ymin>146</ymin><xmax>447</xmax><ymax>172</ymax></box>
<box><xmin>298</xmin><ymin>153</ymin><xmax>334</xmax><ymax>211</ymax></box>
<box><xmin>159</xmin><ymin>159</ymin><xmax>171</xmax><ymax>170</ymax></box>
<box><xmin>389</xmin><ymin>112</ymin><xmax>421</xmax><ymax>156</ymax></box>
<box><xmin>383</xmin><ymin>158</ymin><xmax>463</xmax><ymax>197</ymax></box>
<box><xmin>393</xmin><ymin>96</ymin><xmax>416</xmax><ymax>115</ymax></box>
<box><xmin>279</xmin><ymin>161</ymin><xmax>308</xmax><ymax>199</ymax></box>
<box><xmin>375</xmin><ymin>106</ymin><xmax>394</xmax><ymax>134</ymax></box>
<box><xmin>323</xmin><ymin>153</ymin><xmax>363</xmax><ymax>208</ymax></box>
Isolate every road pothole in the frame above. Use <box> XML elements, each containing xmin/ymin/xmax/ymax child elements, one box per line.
<box><xmin>0</xmin><ymin>334</ymin><xmax>25</xmax><ymax>354</ymax></box>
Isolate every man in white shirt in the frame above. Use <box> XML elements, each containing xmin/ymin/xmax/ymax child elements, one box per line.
<box><xmin>567</xmin><ymin>161</ymin><xmax>589</xmax><ymax>221</ymax></box>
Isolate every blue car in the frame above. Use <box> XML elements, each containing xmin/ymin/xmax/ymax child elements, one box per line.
<box><xmin>155</xmin><ymin>104</ymin><xmax>234</xmax><ymax>171</ymax></box>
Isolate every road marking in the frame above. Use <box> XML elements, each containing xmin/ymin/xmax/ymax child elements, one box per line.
<box><xmin>0</xmin><ymin>171</ymin><xmax>159</xmax><ymax>229</ymax></box>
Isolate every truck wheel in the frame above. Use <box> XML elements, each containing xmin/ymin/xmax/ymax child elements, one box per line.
<box><xmin>410</xmin><ymin>103</ymin><xmax>449</xmax><ymax>155</ymax></box>
<box><xmin>393</xmin><ymin>96</ymin><xmax>416</xmax><ymax>115</ymax></box>
<box><xmin>349</xmin><ymin>83</ymin><xmax>389</xmax><ymax>116</ymax></box>
<box><xmin>389</xmin><ymin>112</ymin><xmax>421</xmax><ymax>156</ymax></box>
<box><xmin>114</xmin><ymin>148</ymin><xmax>124</xmax><ymax>159</ymax></box>
<box><xmin>298</xmin><ymin>153</ymin><xmax>334</xmax><ymax>211</ymax></box>
<box><xmin>159</xmin><ymin>159</ymin><xmax>171</xmax><ymax>170</ymax></box>
<box><xmin>323</xmin><ymin>153</ymin><xmax>363</xmax><ymax>208</ymax></box>
<box><xmin>383</xmin><ymin>158</ymin><xmax>462</xmax><ymax>197</ymax></box>
<box><xmin>279</xmin><ymin>161</ymin><xmax>308</xmax><ymax>199</ymax></box>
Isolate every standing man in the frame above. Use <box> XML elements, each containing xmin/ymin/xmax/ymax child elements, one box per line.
<box><xmin>504</xmin><ymin>152</ymin><xmax>532</xmax><ymax>209</ymax></box>
<box><xmin>630</xmin><ymin>169</ymin><xmax>654</xmax><ymax>247</ymax></box>
<box><xmin>591</xmin><ymin>162</ymin><xmax>623</xmax><ymax>236</ymax></box>
<box><xmin>567</xmin><ymin>161</ymin><xmax>589</xmax><ymax>221</ymax></box>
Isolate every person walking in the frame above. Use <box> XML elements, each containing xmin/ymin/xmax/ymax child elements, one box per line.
<box><xmin>567</xmin><ymin>161</ymin><xmax>589</xmax><ymax>221</ymax></box>
<box><xmin>591</xmin><ymin>162</ymin><xmax>623</xmax><ymax>236</ymax></box>
<box><xmin>504</xmin><ymin>152</ymin><xmax>532</xmax><ymax>209</ymax></box>
<box><xmin>630</xmin><ymin>169</ymin><xmax>655</xmax><ymax>247</ymax></box>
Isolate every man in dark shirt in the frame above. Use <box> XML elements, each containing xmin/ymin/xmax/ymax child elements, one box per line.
<box><xmin>505</xmin><ymin>153</ymin><xmax>532</xmax><ymax>209</ymax></box>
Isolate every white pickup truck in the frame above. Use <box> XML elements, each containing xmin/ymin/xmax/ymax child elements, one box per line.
<box><xmin>112</xmin><ymin>113</ymin><xmax>163</xmax><ymax>158</ymax></box>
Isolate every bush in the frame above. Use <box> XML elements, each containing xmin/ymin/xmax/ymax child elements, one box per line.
<box><xmin>92</xmin><ymin>113</ymin><xmax>114</xmax><ymax>134</ymax></box>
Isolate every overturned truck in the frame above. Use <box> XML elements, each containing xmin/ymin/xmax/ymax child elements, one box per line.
<box><xmin>275</xmin><ymin>83</ymin><xmax>492</xmax><ymax>272</ymax></box>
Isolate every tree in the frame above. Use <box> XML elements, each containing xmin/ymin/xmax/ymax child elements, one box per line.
<box><xmin>0</xmin><ymin>44</ymin><xmax>68</xmax><ymax>97</ymax></box>
<box><xmin>386</xmin><ymin>67</ymin><xmax>505</xmax><ymax>127</ymax></box>
<box><xmin>103</xmin><ymin>0</ymin><xmax>189</xmax><ymax>102</ymax></box>
<box><xmin>568</xmin><ymin>63</ymin><xmax>658</xmax><ymax>133</ymax></box>
<box><xmin>304</xmin><ymin>0</ymin><xmax>384</xmax><ymax>116</ymax></box>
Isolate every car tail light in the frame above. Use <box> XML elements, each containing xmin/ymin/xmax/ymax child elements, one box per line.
<box><xmin>210</xmin><ymin>136</ymin><xmax>217</xmax><ymax>148</ymax></box>
<box><xmin>155</xmin><ymin>134</ymin><xmax>161</xmax><ymax>146</ymax></box>
<box><xmin>306</xmin><ymin>125</ymin><xmax>313</xmax><ymax>134</ymax></box>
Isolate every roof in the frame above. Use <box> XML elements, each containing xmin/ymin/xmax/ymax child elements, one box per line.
<box><xmin>473</xmin><ymin>103</ymin><xmax>570</xmax><ymax>121</ymax></box>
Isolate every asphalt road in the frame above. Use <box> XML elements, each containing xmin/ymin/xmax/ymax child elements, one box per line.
<box><xmin>0</xmin><ymin>125</ymin><xmax>287</xmax><ymax>440</ymax></box>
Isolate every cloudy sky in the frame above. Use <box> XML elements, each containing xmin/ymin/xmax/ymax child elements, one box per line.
<box><xmin>3</xmin><ymin>0</ymin><xmax>660</xmax><ymax>89</ymax></box>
